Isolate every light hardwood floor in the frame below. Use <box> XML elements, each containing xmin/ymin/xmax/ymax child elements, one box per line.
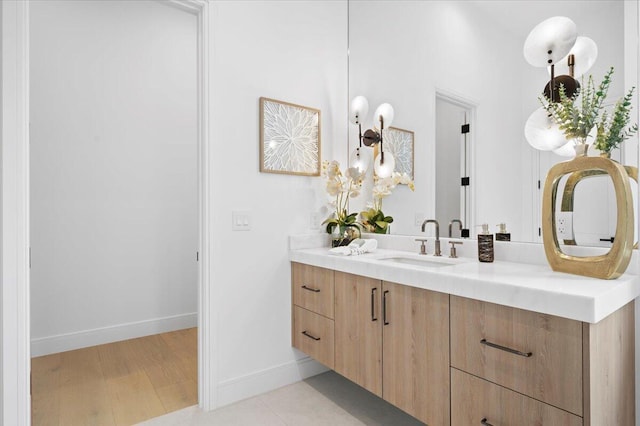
<box><xmin>31</xmin><ymin>328</ymin><xmax>197</xmax><ymax>426</ymax></box>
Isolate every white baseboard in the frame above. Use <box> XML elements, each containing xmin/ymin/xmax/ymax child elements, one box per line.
<box><xmin>31</xmin><ymin>312</ymin><xmax>197</xmax><ymax>357</ymax></box>
<box><xmin>217</xmin><ymin>356</ymin><xmax>329</xmax><ymax>407</ymax></box>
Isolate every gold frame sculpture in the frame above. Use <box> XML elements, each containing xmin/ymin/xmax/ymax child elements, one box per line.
<box><xmin>259</xmin><ymin>97</ymin><xmax>321</xmax><ymax>176</ymax></box>
<box><xmin>542</xmin><ymin>147</ymin><xmax>634</xmax><ymax>279</ymax></box>
<box><xmin>559</xmin><ymin>165</ymin><xmax>638</xmax><ymax>248</ymax></box>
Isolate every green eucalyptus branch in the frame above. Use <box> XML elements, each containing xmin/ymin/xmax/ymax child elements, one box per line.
<box><xmin>541</xmin><ymin>67</ymin><xmax>613</xmax><ymax>143</ymax></box>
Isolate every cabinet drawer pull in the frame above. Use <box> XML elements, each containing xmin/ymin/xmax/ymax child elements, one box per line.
<box><xmin>301</xmin><ymin>285</ymin><xmax>321</xmax><ymax>293</ymax></box>
<box><xmin>371</xmin><ymin>288</ymin><xmax>378</xmax><ymax>321</ymax></box>
<box><xmin>480</xmin><ymin>339</ymin><xmax>532</xmax><ymax>358</ymax></box>
<box><xmin>480</xmin><ymin>418</ymin><xmax>494</xmax><ymax>426</ymax></box>
<box><xmin>383</xmin><ymin>290</ymin><xmax>390</xmax><ymax>325</ymax></box>
<box><xmin>301</xmin><ymin>331</ymin><xmax>321</xmax><ymax>341</ymax></box>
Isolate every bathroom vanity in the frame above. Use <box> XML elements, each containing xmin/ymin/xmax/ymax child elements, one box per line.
<box><xmin>290</xmin><ymin>239</ymin><xmax>639</xmax><ymax>426</ymax></box>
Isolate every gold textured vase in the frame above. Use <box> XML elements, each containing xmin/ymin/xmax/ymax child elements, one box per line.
<box><xmin>542</xmin><ymin>144</ymin><xmax>634</xmax><ymax>279</ymax></box>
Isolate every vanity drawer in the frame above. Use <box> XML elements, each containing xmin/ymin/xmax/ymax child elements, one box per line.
<box><xmin>451</xmin><ymin>368</ymin><xmax>582</xmax><ymax>426</ymax></box>
<box><xmin>450</xmin><ymin>296</ymin><xmax>583</xmax><ymax>416</ymax></box>
<box><xmin>292</xmin><ymin>306</ymin><xmax>334</xmax><ymax>369</ymax></box>
<box><xmin>292</xmin><ymin>262</ymin><xmax>334</xmax><ymax>319</ymax></box>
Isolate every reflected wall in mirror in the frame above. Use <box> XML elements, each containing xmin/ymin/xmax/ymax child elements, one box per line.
<box><xmin>348</xmin><ymin>0</ymin><xmax>638</xmax><ymax>244</ymax></box>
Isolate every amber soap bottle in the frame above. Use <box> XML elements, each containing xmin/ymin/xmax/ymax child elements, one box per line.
<box><xmin>477</xmin><ymin>224</ymin><xmax>494</xmax><ymax>263</ymax></box>
<box><xmin>496</xmin><ymin>223</ymin><xmax>511</xmax><ymax>242</ymax></box>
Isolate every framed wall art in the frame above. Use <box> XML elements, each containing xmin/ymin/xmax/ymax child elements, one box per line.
<box><xmin>259</xmin><ymin>97</ymin><xmax>321</xmax><ymax>176</ymax></box>
<box><xmin>381</xmin><ymin>126</ymin><xmax>414</xmax><ymax>180</ymax></box>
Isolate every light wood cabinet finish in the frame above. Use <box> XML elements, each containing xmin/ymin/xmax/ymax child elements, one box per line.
<box><xmin>292</xmin><ymin>306</ymin><xmax>334</xmax><ymax>369</ymax></box>
<box><xmin>450</xmin><ymin>295</ymin><xmax>583</xmax><ymax>416</ymax></box>
<box><xmin>334</xmin><ymin>271</ymin><xmax>383</xmax><ymax>397</ymax></box>
<box><xmin>292</xmin><ymin>262</ymin><xmax>334</xmax><ymax>319</ymax></box>
<box><xmin>382</xmin><ymin>281</ymin><xmax>450</xmax><ymax>426</ymax></box>
<box><xmin>451</xmin><ymin>368</ymin><xmax>582</xmax><ymax>426</ymax></box>
<box><xmin>583</xmin><ymin>301</ymin><xmax>635</xmax><ymax>426</ymax></box>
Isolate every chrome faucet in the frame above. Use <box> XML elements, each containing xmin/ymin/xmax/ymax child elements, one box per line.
<box><xmin>421</xmin><ymin>219</ymin><xmax>441</xmax><ymax>256</ymax></box>
<box><xmin>449</xmin><ymin>219</ymin><xmax>463</xmax><ymax>238</ymax></box>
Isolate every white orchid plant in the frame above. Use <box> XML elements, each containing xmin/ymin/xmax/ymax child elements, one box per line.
<box><xmin>321</xmin><ymin>160</ymin><xmax>364</xmax><ymax>235</ymax></box>
<box><xmin>361</xmin><ymin>172</ymin><xmax>415</xmax><ymax>234</ymax></box>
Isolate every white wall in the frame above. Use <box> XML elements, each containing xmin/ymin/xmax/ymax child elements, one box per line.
<box><xmin>0</xmin><ymin>1</ymin><xmax>4</xmax><ymax>420</ymax></box>
<box><xmin>210</xmin><ymin>0</ymin><xmax>347</xmax><ymax>404</ymax></box>
<box><xmin>30</xmin><ymin>0</ymin><xmax>198</xmax><ymax>356</ymax></box>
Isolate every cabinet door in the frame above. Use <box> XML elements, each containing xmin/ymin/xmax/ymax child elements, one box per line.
<box><xmin>382</xmin><ymin>282</ymin><xmax>450</xmax><ymax>426</ymax></box>
<box><xmin>291</xmin><ymin>262</ymin><xmax>334</xmax><ymax>319</ymax></box>
<box><xmin>334</xmin><ymin>272</ymin><xmax>382</xmax><ymax>397</ymax></box>
<box><xmin>450</xmin><ymin>296</ymin><xmax>583</xmax><ymax>416</ymax></box>
<box><xmin>292</xmin><ymin>306</ymin><xmax>334</xmax><ymax>369</ymax></box>
<box><xmin>451</xmin><ymin>368</ymin><xmax>582</xmax><ymax>426</ymax></box>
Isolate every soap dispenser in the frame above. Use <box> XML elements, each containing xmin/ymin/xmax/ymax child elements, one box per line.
<box><xmin>496</xmin><ymin>223</ymin><xmax>511</xmax><ymax>241</ymax></box>
<box><xmin>477</xmin><ymin>224</ymin><xmax>494</xmax><ymax>263</ymax></box>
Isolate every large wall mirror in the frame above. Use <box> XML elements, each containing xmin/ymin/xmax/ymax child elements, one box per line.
<box><xmin>348</xmin><ymin>0</ymin><xmax>639</xmax><ymax>245</ymax></box>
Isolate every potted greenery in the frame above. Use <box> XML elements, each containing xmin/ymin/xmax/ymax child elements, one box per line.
<box><xmin>321</xmin><ymin>160</ymin><xmax>363</xmax><ymax>247</ymax></box>
<box><xmin>542</xmin><ymin>67</ymin><xmax>638</xmax><ymax>157</ymax></box>
<box><xmin>360</xmin><ymin>172</ymin><xmax>414</xmax><ymax>234</ymax></box>
<box><xmin>594</xmin><ymin>86</ymin><xmax>638</xmax><ymax>156</ymax></box>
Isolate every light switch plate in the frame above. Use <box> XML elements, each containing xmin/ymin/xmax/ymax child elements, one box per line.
<box><xmin>232</xmin><ymin>211</ymin><xmax>251</xmax><ymax>231</ymax></box>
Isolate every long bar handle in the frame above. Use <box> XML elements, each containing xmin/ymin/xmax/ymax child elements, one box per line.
<box><xmin>302</xmin><ymin>331</ymin><xmax>320</xmax><ymax>341</ymax></box>
<box><xmin>383</xmin><ymin>290</ymin><xmax>390</xmax><ymax>325</ymax></box>
<box><xmin>301</xmin><ymin>285</ymin><xmax>320</xmax><ymax>293</ymax></box>
<box><xmin>480</xmin><ymin>418</ymin><xmax>494</xmax><ymax>426</ymax></box>
<box><xmin>371</xmin><ymin>288</ymin><xmax>378</xmax><ymax>321</ymax></box>
<box><xmin>480</xmin><ymin>339</ymin><xmax>532</xmax><ymax>358</ymax></box>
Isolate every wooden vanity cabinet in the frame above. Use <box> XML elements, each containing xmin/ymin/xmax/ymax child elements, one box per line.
<box><xmin>291</xmin><ymin>263</ymin><xmax>335</xmax><ymax>369</ymax></box>
<box><xmin>334</xmin><ymin>272</ymin><xmax>450</xmax><ymax>425</ymax></box>
<box><xmin>450</xmin><ymin>295</ymin><xmax>635</xmax><ymax>426</ymax></box>
<box><xmin>334</xmin><ymin>272</ymin><xmax>383</xmax><ymax>396</ymax></box>
<box><xmin>382</xmin><ymin>281</ymin><xmax>450</xmax><ymax>426</ymax></box>
<box><xmin>291</xmin><ymin>262</ymin><xmax>635</xmax><ymax>425</ymax></box>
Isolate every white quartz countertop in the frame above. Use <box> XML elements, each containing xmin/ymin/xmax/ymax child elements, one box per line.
<box><xmin>289</xmin><ymin>247</ymin><xmax>640</xmax><ymax>323</ymax></box>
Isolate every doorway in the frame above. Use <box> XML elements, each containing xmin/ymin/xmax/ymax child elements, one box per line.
<box><xmin>29</xmin><ymin>1</ymin><xmax>201</xmax><ymax>423</ymax></box>
<box><xmin>435</xmin><ymin>93</ymin><xmax>474</xmax><ymax>237</ymax></box>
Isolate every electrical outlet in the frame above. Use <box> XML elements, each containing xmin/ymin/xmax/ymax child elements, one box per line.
<box><xmin>556</xmin><ymin>211</ymin><xmax>574</xmax><ymax>240</ymax></box>
<box><xmin>310</xmin><ymin>212</ymin><xmax>322</xmax><ymax>230</ymax></box>
<box><xmin>414</xmin><ymin>212</ymin><xmax>425</xmax><ymax>227</ymax></box>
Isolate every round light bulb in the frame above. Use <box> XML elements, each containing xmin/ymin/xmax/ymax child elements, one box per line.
<box><xmin>523</xmin><ymin>16</ymin><xmax>577</xmax><ymax>67</ymax></box>
<box><xmin>552</xmin><ymin>140</ymin><xmax>576</xmax><ymax>157</ymax></box>
<box><xmin>547</xmin><ymin>36</ymin><xmax>598</xmax><ymax>79</ymax></box>
<box><xmin>524</xmin><ymin>107</ymin><xmax>568</xmax><ymax>151</ymax></box>
<box><xmin>372</xmin><ymin>103</ymin><xmax>394</xmax><ymax>129</ymax></box>
<box><xmin>349</xmin><ymin>96</ymin><xmax>369</xmax><ymax>125</ymax></box>
<box><xmin>349</xmin><ymin>147</ymin><xmax>371</xmax><ymax>174</ymax></box>
<box><xmin>374</xmin><ymin>152</ymin><xmax>395</xmax><ymax>178</ymax></box>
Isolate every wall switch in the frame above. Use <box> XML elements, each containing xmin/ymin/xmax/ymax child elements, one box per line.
<box><xmin>556</xmin><ymin>211</ymin><xmax>574</xmax><ymax>240</ymax></box>
<box><xmin>232</xmin><ymin>211</ymin><xmax>251</xmax><ymax>231</ymax></box>
<box><xmin>415</xmin><ymin>212</ymin><xmax>425</xmax><ymax>227</ymax></box>
<box><xmin>310</xmin><ymin>212</ymin><xmax>322</xmax><ymax>230</ymax></box>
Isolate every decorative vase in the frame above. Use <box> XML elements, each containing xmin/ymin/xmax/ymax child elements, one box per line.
<box><xmin>331</xmin><ymin>224</ymin><xmax>361</xmax><ymax>248</ymax></box>
<box><xmin>542</xmin><ymin>143</ymin><xmax>634</xmax><ymax>279</ymax></box>
<box><xmin>559</xmin><ymin>150</ymin><xmax>638</xmax><ymax>249</ymax></box>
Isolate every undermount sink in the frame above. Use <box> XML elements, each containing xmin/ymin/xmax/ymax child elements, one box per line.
<box><xmin>380</xmin><ymin>254</ymin><xmax>470</xmax><ymax>268</ymax></box>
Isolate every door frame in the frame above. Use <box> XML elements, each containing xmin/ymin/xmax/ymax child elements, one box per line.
<box><xmin>435</xmin><ymin>89</ymin><xmax>477</xmax><ymax>237</ymax></box>
<box><xmin>1</xmin><ymin>1</ymin><xmax>217</xmax><ymax>423</ymax></box>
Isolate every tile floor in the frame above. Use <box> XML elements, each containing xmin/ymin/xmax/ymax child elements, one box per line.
<box><xmin>138</xmin><ymin>371</ymin><xmax>424</xmax><ymax>425</ymax></box>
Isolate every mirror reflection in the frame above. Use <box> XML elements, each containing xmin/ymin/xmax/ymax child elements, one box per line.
<box><xmin>348</xmin><ymin>0</ymin><xmax>638</xmax><ymax>244</ymax></box>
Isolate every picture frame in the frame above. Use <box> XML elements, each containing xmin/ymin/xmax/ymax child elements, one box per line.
<box><xmin>259</xmin><ymin>97</ymin><xmax>321</xmax><ymax>176</ymax></box>
<box><xmin>376</xmin><ymin>126</ymin><xmax>415</xmax><ymax>180</ymax></box>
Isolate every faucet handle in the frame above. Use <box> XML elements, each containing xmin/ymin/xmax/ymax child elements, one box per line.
<box><xmin>449</xmin><ymin>240</ymin><xmax>463</xmax><ymax>258</ymax></box>
<box><xmin>415</xmin><ymin>238</ymin><xmax>428</xmax><ymax>255</ymax></box>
